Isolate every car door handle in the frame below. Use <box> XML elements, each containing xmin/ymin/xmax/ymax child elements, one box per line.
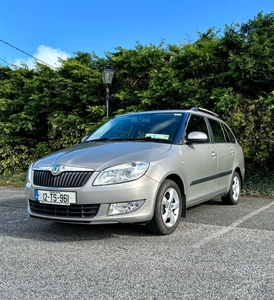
<box><xmin>212</xmin><ymin>151</ymin><xmax>217</xmax><ymax>158</ymax></box>
<box><xmin>231</xmin><ymin>150</ymin><xmax>235</xmax><ymax>155</ymax></box>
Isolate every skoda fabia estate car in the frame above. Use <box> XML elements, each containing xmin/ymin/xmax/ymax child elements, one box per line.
<box><xmin>26</xmin><ymin>107</ymin><xmax>245</xmax><ymax>235</ymax></box>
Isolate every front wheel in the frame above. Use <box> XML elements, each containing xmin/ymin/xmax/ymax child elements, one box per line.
<box><xmin>222</xmin><ymin>171</ymin><xmax>241</xmax><ymax>205</ymax></box>
<box><xmin>147</xmin><ymin>179</ymin><xmax>182</xmax><ymax>235</ymax></box>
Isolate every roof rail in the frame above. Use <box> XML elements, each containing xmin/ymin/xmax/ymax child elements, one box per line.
<box><xmin>190</xmin><ymin>107</ymin><xmax>219</xmax><ymax>118</ymax></box>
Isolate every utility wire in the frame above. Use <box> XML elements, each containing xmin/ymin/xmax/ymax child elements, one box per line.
<box><xmin>0</xmin><ymin>38</ymin><xmax>56</xmax><ymax>69</ymax></box>
<box><xmin>0</xmin><ymin>57</ymin><xmax>10</xmax><ymax>66</ymax></box>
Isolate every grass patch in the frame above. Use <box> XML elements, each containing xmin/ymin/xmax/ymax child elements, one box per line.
<box><xmin>0</xmin><ymin>172</ymin><xmax>26</xmax><ymax>187</ymax></box>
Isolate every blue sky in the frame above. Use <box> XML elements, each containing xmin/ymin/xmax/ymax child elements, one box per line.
<box><xmin>0</xmin><ymin>0</ymin><xmax>273</xmax><ymax>68</ymax></box>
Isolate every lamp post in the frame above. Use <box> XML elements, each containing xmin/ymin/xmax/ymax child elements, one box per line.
<box><xmin>102</xmin><ymin>63</ymin><xmax>115</xmax><ymax>118</ymax></box>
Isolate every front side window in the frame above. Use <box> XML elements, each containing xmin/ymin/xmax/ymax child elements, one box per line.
<box><xmin>185</xmin><ymin>115</ymin><xmax>209</xmax><ymax>141</ymax></box>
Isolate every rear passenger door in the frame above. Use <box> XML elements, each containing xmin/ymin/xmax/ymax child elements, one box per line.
<box><xmin>207</xmin><ymin>118</ymin><xmax>235</xmax><ymax>194</ymax></box>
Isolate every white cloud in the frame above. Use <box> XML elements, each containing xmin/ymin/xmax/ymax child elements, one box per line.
<box><xmin>14</xmin><ymin>45</ymin><xmax>70</xmax><ymax>69</ymax></box>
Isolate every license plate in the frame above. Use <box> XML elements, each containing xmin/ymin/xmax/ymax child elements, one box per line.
<box><xmin>35</xmin><ymin>190</ymin><xmax>76</xmax><ymax>205</ymax></box>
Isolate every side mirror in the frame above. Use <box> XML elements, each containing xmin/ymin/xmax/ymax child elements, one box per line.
<box><xmin>186</xmin><ymin>131</ymin><xmax>208</xmax><ymax>143</ymax></box>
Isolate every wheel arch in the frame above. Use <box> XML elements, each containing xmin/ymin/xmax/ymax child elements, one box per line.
<box><xmin>234</xmin><ymin>167</ymin><xmax>243</xmax><ymax>188</ymax></box>
<box><xmin>165</xmin><ymin>174</ymin><xmax>186</xmax><ymax>218</ymax></box>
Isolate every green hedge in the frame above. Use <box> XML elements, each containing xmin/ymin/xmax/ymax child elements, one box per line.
<box><xmin>1</xmin><ymin>12</ymin><xmax>274</xmax><ymax>175</ymax></box>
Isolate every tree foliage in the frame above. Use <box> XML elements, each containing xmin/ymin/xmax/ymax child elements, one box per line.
<box><xmin>1</xmin><ymin>12</ymin><xmax>274</xmax><ymax>175</ymax></box>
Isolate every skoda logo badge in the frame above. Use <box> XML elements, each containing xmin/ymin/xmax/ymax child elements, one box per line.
<box><xmin>51</xmin><ymin>164</ymin><xmax>62</xmax><ymax>176</ymax></box>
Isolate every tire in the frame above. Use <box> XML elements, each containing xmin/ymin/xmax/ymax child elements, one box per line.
<box><xmin>147</xmin><ymin>179</ymin><xmax>182</xmax><ymax>235</ymax></box>
<box><xmin>222</xmin><ymin>171</ymin><xmax>241</xmax><ymax>205</ymax></box>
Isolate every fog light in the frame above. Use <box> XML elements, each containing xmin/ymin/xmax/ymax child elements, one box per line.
<box><xmin>108</xmin><ymin>200</ymin><xmax>145</xmax><ymax>215</ymax></box>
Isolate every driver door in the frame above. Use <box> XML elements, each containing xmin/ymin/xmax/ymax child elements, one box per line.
<box><xmin>183</xmin><ymin>114</ymin><xmax>217</xmax><ymax>204</ymax></box>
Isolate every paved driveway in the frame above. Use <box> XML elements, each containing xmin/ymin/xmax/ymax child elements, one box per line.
<box><xmin>1</xmin><ymin>186</ymin><xmax>273</xmax><ymax>300</ymax></box>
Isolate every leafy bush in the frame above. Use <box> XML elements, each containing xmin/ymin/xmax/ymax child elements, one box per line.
<box><xmin>243</xmin><ymin>172</ymin><xmax>274</xmax><ymax>198</ymax></box>
<box><xmin>1</xmin><ymin>12</ymin><xmax>274</xmax><ymax>180</ymax></box>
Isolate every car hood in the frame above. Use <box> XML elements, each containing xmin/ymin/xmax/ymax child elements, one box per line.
<box><xmin>33</xmin><ymin>141</ymin><xmax>172</xmax><ymax>170</ymax></box>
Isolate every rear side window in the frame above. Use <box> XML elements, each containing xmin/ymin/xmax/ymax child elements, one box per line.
<box><xmin>185</xmin><ymin>115</ymin><xmax>209</xmax><ymax>141</ymax></box>
<box><xmin>222</xmin><ymin>123</ymin><xmax>236</xmax><ymax>143</ymax></box>
<box><xmin>208</xmin><ymin>119</ymin><xmax>226</xmax><ymax>143</ymax></box>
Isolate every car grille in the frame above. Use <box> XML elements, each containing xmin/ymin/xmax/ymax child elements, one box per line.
<box><xmin>29</xmin><ymin>200</ymin><xmax>100</xmax><ymax>218</ymax></box>
<box><xmin>33</xmin><ymin>170</ymin><xmax>93</xmax><ymax>187</ymax></box>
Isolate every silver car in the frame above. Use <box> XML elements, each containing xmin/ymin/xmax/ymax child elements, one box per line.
<box><xmin>25</xmin><ymin>107</ymin><xmax>245</xmax><ymax>235</ymax></box>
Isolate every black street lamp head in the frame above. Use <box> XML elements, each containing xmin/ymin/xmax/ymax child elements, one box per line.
<box><xmin>102</xmin><ymin>63</ymin><xmax>115</xmax><ymax>85</ymax></box>
<box><xmin>102</xmin><ymin>63</ymin><xmax>115</xmax><ymax>118</ymax></box>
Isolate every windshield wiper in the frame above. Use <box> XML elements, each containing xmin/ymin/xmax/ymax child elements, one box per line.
<box><xmin>86</xmin><ymin>138</ymin><xmax>110</xmax><ymax>142</ymax></box>
<box><xmin>87</xmin><ymin>137</ymin><xmax>172</xmax><ymax>142</ymax></box>
<box><xmin>87</xmin><ymin>137</ymin><xmax>129</xmax><ymax>142</ymax></box>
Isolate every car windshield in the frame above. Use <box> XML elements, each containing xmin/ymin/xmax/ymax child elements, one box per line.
<box><xmin>87</xmin><ymin>112</ymin><xmax>184</xmax><ymax>142</ymax></box>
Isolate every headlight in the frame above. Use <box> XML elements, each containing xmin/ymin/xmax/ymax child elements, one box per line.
<box><xmin>108</xmin><ymin>200</ymin><xmax>145</xmax><ymax>215</ymax></box>
<box><xmin>93</xmin><ymin>161</ymin><xmax>149</xmax><ymax>185</ymax></box>
<box><xmin>26</xmin><ymin>163</ymin><xmax>34</xmax><ymax>184</ymax></box>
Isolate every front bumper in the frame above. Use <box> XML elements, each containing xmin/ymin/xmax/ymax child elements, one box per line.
<box><xmin>26</xmin><ymin>174</ymin><xmax>159</xmax><ymax>224</ymax></box>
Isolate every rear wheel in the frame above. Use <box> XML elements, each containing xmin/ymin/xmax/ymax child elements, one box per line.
<box><xmin>147</xmin><ymin>179</ymin><xmax>182</xmax><ymax>235</ymax></box>
<box><xmin>222</xmin><ymin>171</ymin><xmax>241</xmax><ymax>205</ymax></box>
